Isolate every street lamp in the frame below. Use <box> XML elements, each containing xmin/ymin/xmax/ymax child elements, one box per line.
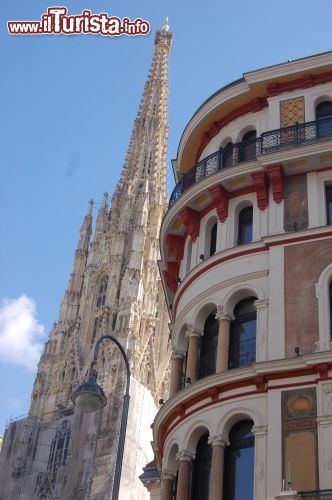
<box><xmin>71</xmin><ymin>335</ymin><xmax>130</xmax><ymax>500</ymax></box>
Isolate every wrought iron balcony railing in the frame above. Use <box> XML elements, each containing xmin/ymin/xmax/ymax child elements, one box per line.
<box><xmin>297</xmin><ymin>490</ymin><xmax>332</xmax><ymax>499</ymax></box>
<box><xmin>169</xmin><ymin>117</ymin><xmax>332</xmax><ymax>207</ymax></box>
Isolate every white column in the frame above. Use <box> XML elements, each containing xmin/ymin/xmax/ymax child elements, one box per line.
<box><xmin>254</xmin><ymin>299</ymin><xmax>269</xmax><ymax>363</ymax></box>
<box><xmin>317</xmin><ymin>413</ymin><xmax>332</xmax><ymax>489</ymax></box>
<box><xmin>252</xmin><ymin>425</ymin><xmax>268</xmax><ymax>500</ymax></box>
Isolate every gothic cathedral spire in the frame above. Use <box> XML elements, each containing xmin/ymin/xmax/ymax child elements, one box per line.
<box><xmin>0</xmin><ymin>22</ymin><xmax>173</xmax><ymax>500</ymax></box>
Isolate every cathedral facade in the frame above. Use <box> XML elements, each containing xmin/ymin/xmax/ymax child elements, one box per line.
<box><xmin>0</xmin><ymin>24</ymin><xmax>173</xmax><ymax>500</ymax></box>
<box><xmin>148</xmin><ymin>51</ymin><xmax>332</xmax><ymax>500</ymax></box>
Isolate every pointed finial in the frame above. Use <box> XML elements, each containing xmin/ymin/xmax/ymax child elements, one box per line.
<box><xmin>102</xmin><ymin>192</ymin><xmax>108</xmax><ymax>209</ymax></box>
<box><xmin>88</xmin><ymin>199</ymin><xmax>94</xmax><ymax>216</ymax></box>
<box><xmin>162</xmin><ymin>17</ymin><xmax>169</xmax><ymax>32</ymax></box>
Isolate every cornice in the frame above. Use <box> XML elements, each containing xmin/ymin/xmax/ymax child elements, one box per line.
<box><xmin>244</xmin><ymin>51</ymin><xmax>332</xmax><ymax>85</ymax></box>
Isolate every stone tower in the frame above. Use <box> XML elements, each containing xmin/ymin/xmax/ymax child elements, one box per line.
<box><xmin>0</xmin><ymin>22</ymin><xmax>173</xmax><ymax>500</ymax></box>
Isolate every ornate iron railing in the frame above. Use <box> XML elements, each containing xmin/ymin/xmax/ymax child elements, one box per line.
<box><xmin>198</xmin><ymin>351</ymin><xmax>217</xmax><ymax>379</ymax></box>
<box><xmin>228</xmin><ymin>337</ymin><xmax>256</xmax><ymax>370</ymax></box>
<box><xmin>297</xmin><ymin>490</ymin><xmax>332</xmax><ymax>499</ymax></box>
<box><xmin>169</xmin><ymin>117</ymin><xmax>332</xmax><ymax>208</ymax></box>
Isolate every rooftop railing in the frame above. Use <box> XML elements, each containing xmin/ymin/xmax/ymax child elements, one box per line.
<box><xmin>297</xmin><ymin>490</ymin><xmax>332</xmax><ymax>499</ymax></box>
<box><xmin>169</xmin><ymin>117</ymin><xmax>332</xmax><ymax>208</ymax></box>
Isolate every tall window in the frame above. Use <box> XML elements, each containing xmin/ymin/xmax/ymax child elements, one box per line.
<box><xmin>240</xmin><ymin>130</ymin><xmax>257</xmax><ymax>162</ymax></box>
<box><xmin>237</xmin><ymin>206</ymin><xmax>253</xmax><ymax>244</ymax></box>
<box><xmin>47</xmin><ymin>420</ymin><xmax>71</xmax><ymax>484</ymax></box>
<box><xmin>96</xmin><ymin>275</ymin><xmax>108</xmax><ymax>308</ymax></box>
<box><xmin>330</xmin><ymin>281</ymin><xmax>332</xmax><ymax>340</ymax></box>
<box><xmin>199</xmin><ymin>311</ymin><xmax>218</xmax><ymax>378</ymax></box>
<box><xmin>223</xmin><ymin>142</ymin><xmax>234</xmax><ymax>168</ymax></box>
<box><xmin>190</xmin><ymin>432</ymin><xmax>211</xmax><ymax>500</ymax></box>
<box><xmin>223</xmin><ymin>420</ymin><xmax>255</xmax><ymax>500</ymax></box>
<box><xmin>210</xmin><ymin>222</ymin><xmax>217</xmax><ymax>256</ymax></box>
<box><xmin>316</xmin><ymin>101</ymin><xmax>332</xmax><ymax>138</ymax></box>
<box><xmin>326</xmin><ymin>185</ymin><xmax>332</xmax><ymax>225</ymax></box>
<box><xmin>186</xmin><ymin>239</ymin><xmax>192</xmax><ymax>274</ymax></box>
<box><xmin>229</xmin><ymin>298</ymin><xmax>256</xmax><ymax>369</ymax></box>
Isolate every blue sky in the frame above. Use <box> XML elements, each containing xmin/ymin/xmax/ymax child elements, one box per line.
<box><xmin>0</xmin><ymin>1</ymin><xmax>331</xmax><ymax>434</ymax></box>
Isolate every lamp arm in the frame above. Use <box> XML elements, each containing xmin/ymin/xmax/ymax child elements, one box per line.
<box><xmin>93</xmin><ymin>334</ymin><xmax>131</xmax><ymax>396</ymax></box>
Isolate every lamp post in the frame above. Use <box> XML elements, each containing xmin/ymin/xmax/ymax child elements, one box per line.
<box><xmin>71</xmin><ymin>335</ymin><xmax>130</xmax><ymax>500</ymax></box>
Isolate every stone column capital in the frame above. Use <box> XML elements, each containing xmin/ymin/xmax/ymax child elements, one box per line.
<box><xmin>254</xmin><ymin>299</ymin><xmax>269</xmax><ymax>310</ymax></box>
<box><xmin>175</xmin><ymin>450</ymin><xmax>195</xmax><ymax>462</ymax></box>
<box><xmin>208</xmin><ymin>434</ymin><xmax>229</xmax><ymax>447</ymax></box>
<box><xmin>172</xmin><ymin>350</ymin><xmax>186</xmax><ymax>360</ymax></box>
<box><xmin>162</xmin><ymin>469</ymin><xmax>177</xmax><ymax>480</ymax></box>
<box><xmin>215</xmin><ymin>305</ymin><xmax>234</xmax><ymax>322</ymax></box>
<box><xmin>185</xmin><ymin>324</ymin><xmax>203</xmax><ymax>338</ymax></box>
<box><xmin>251</xmin><ymin>424</ymin><xmax>268</xmax><ymax>437</ymax></box>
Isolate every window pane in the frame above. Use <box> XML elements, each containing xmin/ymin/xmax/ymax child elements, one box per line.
<box><xmin>223</xmin><ymin>420</ymin><xmax>254</xmax><ymax>500</ymax></box>
<box><xmin>326</xmin><ymin>186</ymin><xmax>332</xmax><ymax>225</ymax></box>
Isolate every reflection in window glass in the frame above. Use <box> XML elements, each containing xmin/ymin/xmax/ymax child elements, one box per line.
<box><xmin>229</xmin><ymin>298</ymin><xmax>256</xmax><ymax>369</ymax></box>
<box><xmin>237</xmin><ymin>207</ymin><xmax>253</xmax><ymax>244</ymax></box>
<box><xmin>223</xmin><ymin>420</ymin><xmax>254</xmax><ymax>500</ymax></box>
<box><xmin>190</xmin><ymin>432</ymin><xmax>211</xmax><ymax>500</ymax></box>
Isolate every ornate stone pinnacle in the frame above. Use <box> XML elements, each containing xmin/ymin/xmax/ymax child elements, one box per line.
<box><xmin>162</xmin><ymin>17</ymin><xmax>170</xmax><ymax>32</ymax></box>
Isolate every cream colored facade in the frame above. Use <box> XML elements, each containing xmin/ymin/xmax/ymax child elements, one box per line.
<box><xmin>146</xmin><ymin>52</ymin><xmax>332</xmax><ymax>500</ymax></box>
<box><xmin>0</xmin><ymin>24</ymin><xmax>173</xmax><ymax>500</ymax></box>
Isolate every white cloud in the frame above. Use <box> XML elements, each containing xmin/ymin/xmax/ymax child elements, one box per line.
<box><xmin>0</xmin><ymin>295</ymin><xmax>45</xmax><ymax>371</ymax></box>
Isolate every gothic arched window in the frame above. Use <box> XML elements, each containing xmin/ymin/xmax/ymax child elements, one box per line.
<box><xmin>316</xmin><ymin>101</ymin><xmax>332</xmax><ymax>138</ymax></box>
<box><xmin>190</xmin><ymin>432</ymin><xmax>211</xmax><ymax>500</ymax></box>
<box><xmin>240</xmin><ymin>130</ymin><xmax>257</xmax><ymax>162</ymax></box>
<box><xmin>228</xmin><ymin>298</ymin><xmax>256</xmax><ymax>369</ymax></box>
<box><xmin>199</xmin><ymin>311</ymin><xmax>218</xmax><ymax>378</ymax></box>
<box><xmin>223</xmin><ymin>420</ymin><xmax>255</xmax><ymax>500</ymax></box>
<box><xmin>96</xmin><ymin>275</ymin><xmax>108</xmax><ymax>308</ymax></box>
<box><xmin>47</xmin><ymin>420</ymin><xmax>71</xmax><ymax>484</ymax></box>
<box><xmin>237</xmin><ymin>206</ymin><xmax>253</xmax><ymax>245</ymax></box>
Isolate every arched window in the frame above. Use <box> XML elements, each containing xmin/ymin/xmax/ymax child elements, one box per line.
<box><xmin>240</xmin><ymin>130</ymin><xmax>257</xmax><ymax>162</ymax></box>
<box><xmin>316</xmin><ymin>101</ymin><xmax>332</xmax><ymax>138</ymax></box>
<box><xmin>190</xmin><ymin>432</ymin><xmax>211</xmax><ymax>500</ymax></box>
<box><xmin>237</xmin><ymin>206</ymin><xmax>253</xmax><ymax>244</ymax></box>
<box><xmin>223</xmin><ymin>420</ymin><xmax>255</xmax><ymax>500</ymax></box>
<box><xmin>229</xmin><ymin>298</ymin><xmax>256</xmax><ymax>369</ymax></box>
<box><xmin>223</xmin><ymin>142</ymin><xmax>234</xmax><ymax>168</ymax></box>
<box><xmin>209</xmin><ymin>222</ymin><xmax>217</xmax><ymax>256</ymax></box>
<box><xmin>47</xmin><ymin>420</ymin><xmax>71</xmax><ymax>484</ymax></box>
<box><xmin>325</xmin><ymin>184</ymin><xmax>332</xmax><ymax>225</ymax></box>
<box><xmin>199</xmin><ymin>311</ymin><xmax>218</xmax><ymax>378</ymax></box>
<box><xmin>96</xmin><ymin>276</ymin><xmax>108</xmax><ymax>308</ymax></box>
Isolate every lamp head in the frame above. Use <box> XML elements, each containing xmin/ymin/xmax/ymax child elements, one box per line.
<box><xmin>71</xmin><ymin>368</ymin><xmax>107</xmax><ymax>413</ymax></box>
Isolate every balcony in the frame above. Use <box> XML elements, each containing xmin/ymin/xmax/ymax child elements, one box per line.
<box><xmin>297</xmin><ymin>491</ymin><xmax>332</xmax><ymax>499</ymax></box>
<box><xmin>169</xmin><ymin>117</ymin><xmax>332</xmax><ymax>207</ymax></box>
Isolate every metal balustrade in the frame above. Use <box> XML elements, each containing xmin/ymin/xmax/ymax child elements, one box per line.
<box><xmin>169</xmin><ymin>117</ymin><xmax>332</xmax><ymax>208</ymax></box>
<box><xmin>297</xmin><ymin>490</ymin><xmax>332</xmax><ymax>499</ymax></box>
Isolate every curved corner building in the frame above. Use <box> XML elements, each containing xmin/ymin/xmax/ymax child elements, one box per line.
<box><xmin>154</xmin><ymin>52</ymin><xmax>332</xmax><ymax>500</ymax></box>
